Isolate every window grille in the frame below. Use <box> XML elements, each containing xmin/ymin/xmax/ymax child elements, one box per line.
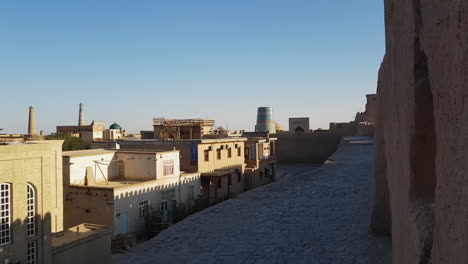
<box><xmin>138</xmin><ymin>200</ymin><xmax>149</xmax><ymax>218</ymax></box>
<box><xmin>0</xmin><ymin>183</ymin><xmax>11</xmax><ymax>246</ymax></box>
<box><xmin>27</xmin><ymin>240</ymin><xmax>37</xmax><ymax>264</ymax></box>
<box><xmin>163</xmin><ymin>160</ymin><xmax>174</xmax><ymax>176</ymax></box>
<box><xmin>27</xmin><ymin>184</ymin><xmax>36</xmax><ymax>237</ymax></box>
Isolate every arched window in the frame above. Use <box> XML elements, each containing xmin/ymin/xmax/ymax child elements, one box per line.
<box><xmin>0</xmin><ymin>183</ymin><xmax>11</xmax><ymax>245</ymax></box>
<box><xmin>27</xmin><ymin>184</ymin><xmax>36</xmax><ymax>237</ymax></box>
<box><xmin>294</xmin><ymin>126</ymin><xmax>305</xmax><ymax>133</ymax></box>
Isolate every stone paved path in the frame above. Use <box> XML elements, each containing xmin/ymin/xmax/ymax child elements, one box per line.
<box><xmin>114</xmin><ymin>138</ymin><xmax>391</xmax><ymax>264</ymax></box>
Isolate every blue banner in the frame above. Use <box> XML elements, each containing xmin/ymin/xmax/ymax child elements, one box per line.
<box><xmin>250</xmin><ymin>144</ymin><xmax>257</xmax><ymax>160</ymax></box>
<box><xmin>191</xmin><ymin>145</ymin><xmax>198</xmax><ymax>165</ymax></box>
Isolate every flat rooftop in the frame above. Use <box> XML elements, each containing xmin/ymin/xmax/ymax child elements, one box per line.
<box><xmin>119</xmin><ymin>138</ymin><xmax>247</xmax><ymax>144</ymax></box>
<box><xmin>245</xmin><ymin>137</ymin><xmax>277</xmax><ymax>142</ymax></box>
<box><xmin>63</xmin><ymin>149</ymin><xmax>115</xmax><ymax>157</ymax></box>
<box><xmin>52</xmin><ymin>223</ymin><xmax>110</xmax><ymax>249</ymax></box>
<box><xmin>153</xmin><ymin>118</ymin><xmax>215</xmax><ymax>126</ymax></box>
<box><xmin>70</xmin><ymin>176</ymin><xmax>185</xmax><ymax>189</ymax></box>
<box><xmin>0</xmin><ymin>140</ymin><xmax>62</xmax><ymax>147</ymax></box>
<box><xmin>72</xmin><ymin>179</ymin><xmax>146</xmax><ymax>189</ymax></box>
<box><xmin>116</xmin><ymin>149</ymin><xmax>178</xmax><ymax>154</ymax></box>
<box><xmin>0</xmin><ymin>140</ymin><xmax>26</xmax><ymax>145</ymax></box>
<box><xmin>63</xmin><ymin>148</ymin><xmax>178</xmax><ymax>157</ymax></box>
<box><xmin>201</xmin><ymin>170</ymin><xmax>233</xmax><ymax>177</ymax></box>
<box><xmin>181</xmin><ymin>171</ymin><xmax>201</xmax><ymax>177</ymax></box>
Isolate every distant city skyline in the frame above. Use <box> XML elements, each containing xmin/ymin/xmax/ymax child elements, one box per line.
<box><xmin>0</xmin><ymin>1</ymin><xmax>384</xmax><ymax>134</ymax></box>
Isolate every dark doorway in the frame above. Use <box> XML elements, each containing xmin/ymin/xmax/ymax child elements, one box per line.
<box><xmin>294</xmin><ymin>127</ymin><xmax>305</xmax><ymax>133</ymax></box>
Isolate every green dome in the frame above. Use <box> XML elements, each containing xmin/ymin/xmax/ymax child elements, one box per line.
<box><xmin>109</xmin><ymin>123</ymin><xmax>121</xmax><ymax>130</ymax></box>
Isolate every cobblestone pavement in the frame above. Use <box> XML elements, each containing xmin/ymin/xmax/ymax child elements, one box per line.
<box><xmin>114</xmin><ymin>138</ymin><xmax>391</xmax><ymax>264</ymax></box>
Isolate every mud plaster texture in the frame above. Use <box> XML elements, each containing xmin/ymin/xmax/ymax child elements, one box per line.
<box><xmin>370</xmin><ymin>1</ymin><xmax>468</xmax><ymax>263</ymax></box>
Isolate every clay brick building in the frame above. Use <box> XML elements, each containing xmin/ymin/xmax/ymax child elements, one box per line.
<box><xmin>289</xmin><ymin>118</ymin><xmax>310</xmax><ymax>133</ymax></box>
<box><xmin>56</xmin><ymin>121</ymin><xmax>106</xmax><ymax>143</ymax></box>
<box><xmin>119</xmin><ymin>138</ymin><xmax>247</xmax><ymax>202</ymax></box>
<box><xmin>244</xmin><ymin>137</ymin><xmax>277</xmax><ymax>190</ymax></box>
<box><xmin>62</xmin><ymin>149</ymin><xmax>200</xmax><ymax>236</ymax></box>
<box><xmin>153</xmin><ymin>118</ymin><xmax>215</xmax><ymax>140</ymax></box>
<box><xmin>0</xmin><ymin>141</ymin><xmax>111</xmax><ymax>264</ymax></box>
<box><xmin>0</xmin><ymin>141</ymin><xmax>64</xmax><ymax>264</ymax></box>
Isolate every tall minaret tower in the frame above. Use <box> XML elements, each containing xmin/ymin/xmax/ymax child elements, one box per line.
<box><xmin>28</xmin><ymin>106</ymin><xmax>37</xmax><ymax>135</ymax></box>
<box><xmin>78</xmin><ymin>103</ymin><xmax>85</xmax><ymax>126</ymax></box>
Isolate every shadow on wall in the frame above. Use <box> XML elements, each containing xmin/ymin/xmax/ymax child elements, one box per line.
<box><xmin>1</xmin><ymin>213</ymin><xmax>52</xmax><ymax>264</ymax></box>
<box><xmin>197</xmin><ymin>164</ymin><xmax>243</xmax><ymax>174</ymax></box>
<box><xmin>274</xmin><ymin>133</ymin><xmax>342</xmax><ymax>164</ymax></box>
<box><xmin>0</xmin><ymin>211</ymin><xmax>52</xmax><ymax>263</ymax></box>
<box><xmin>113</xmin><ymin>175</ymin><xmax>200</xmax><ymax>201</ymax></box>
<box><xmin>111</xmin><ymin>177</ymin><xmax>204</xmax><ymax>241</ymax></box>
<box><xmin>64</xmin><ymin>175</ymin><xmax>201</xmax><ymax>234</ymax></box>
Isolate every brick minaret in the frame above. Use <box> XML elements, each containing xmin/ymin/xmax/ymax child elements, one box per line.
<box><xmin>78</xmin><ymin>103</ymin><xmax>85</xmax><ymax>126</ymax></box>
<box><xmin>28</xmin><ymin>106</ymin><xmax>36</xmax><ymax>135</ymax></box>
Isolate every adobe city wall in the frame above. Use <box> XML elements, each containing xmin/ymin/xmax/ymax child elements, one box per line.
<box><xmin>274</xmin><ymin>133</ymin><xmax>341</xmax><ymax>164</ymax></box>
<box><xmin>370</xmin><ymin>1</ymin><xmax>468</xmax><ymax>263</ymax></box>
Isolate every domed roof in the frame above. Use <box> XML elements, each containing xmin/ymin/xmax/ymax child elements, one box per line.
<box><xmin>275</xmin><ymin>122</ymin><xmax>284</xmax><ymax>131</ymax></box>
<box><xmin>109</xmin><ymin>122</ymin><xmax>121</xmax><ymax>130</ymax></box>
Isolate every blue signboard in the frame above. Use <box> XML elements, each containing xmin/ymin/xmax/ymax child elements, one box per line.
<box><xmin>191</xmin><ymin>145</ymin><xmax>198</xmax><ymax>165</ymax></box>
<box><xmin>250</xmin><ymin>144</ymin><xmax>257</xmax><ymax>160</ymax></box>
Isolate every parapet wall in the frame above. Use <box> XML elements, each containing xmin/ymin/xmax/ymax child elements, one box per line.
<box><xmin>329</xmin><ymin>122</ymin><xmax>357</xmax><ymax>136</ymax></box>
<box><xmin>356</xmin><ymin>121</ymin><xmax>374</xmax><ymax>137</ymax></box>
<box><xmin>274</xmin><ymin>133</ymin><xmax>341</xmax><ymax>164</ymax></box>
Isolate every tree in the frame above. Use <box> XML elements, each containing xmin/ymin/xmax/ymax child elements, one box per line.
<box><xmin>144</xmin><ymin>205</ymin><xmax>167</xmax><ymax>238</ymax></box>
<box><xmin>45</xmin><ymin>133</ymin><xmax>91</xmax><ymax>151</ymax></box>
<box><xmin>143</xmin><ymin>196</ymin><xmax>212</xmax><ymax>239</ymax></box>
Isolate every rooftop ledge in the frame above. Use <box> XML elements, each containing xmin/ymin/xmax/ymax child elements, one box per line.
<box><xmin>52</xmin><ymin>223</ymin><xmax>111</xmax><ymax>250</ymax></box>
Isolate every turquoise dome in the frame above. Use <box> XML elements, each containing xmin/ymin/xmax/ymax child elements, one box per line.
<box><xmin>109</xmin><ymin>123</ymin><xmax>122</xmax><ymax>130</ymax></box>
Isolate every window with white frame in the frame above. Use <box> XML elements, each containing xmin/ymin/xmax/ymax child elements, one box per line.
<box><xmin>163</xmin><ymin>160</ymin><xmax>174</xmax><ymax>176</ymax></box>
<box><xmin>27</xmin><ymin>240</ymin><xmax>37</xmax><ymax>264</ymax></box>
<box><xmin>27</xmin><ymin>184</ymin><xmax>36</xmax><ymax>237</ymax></box>
<box><xmin>0</xmin><ymin>183</ymin><xmax>11</xmax><ymax>246</ymax></box>
<box><xmin>160</xmin><ymin>200</ymin><xmax>168</xmax><ymax>215</ymax></box>
<box><xmin>160</xmin><ymin>188</ymin><xmax>176</xmax><ymax>222</ymax></box>
<box><xmin>138</xmin><ymin>200</ymin><xmax>149</xmax><ymax>218</ymax></box>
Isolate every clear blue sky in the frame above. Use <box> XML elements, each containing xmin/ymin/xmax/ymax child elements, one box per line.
<box><xmin>0</xmin><ymin>0</ymin><xmax>384</xmax><ymax>134</ymax></box>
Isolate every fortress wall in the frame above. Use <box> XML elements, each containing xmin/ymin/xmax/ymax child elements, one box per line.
<box><xmin>274</xmin><ymin>133</ymin><xmax>341</xmax><ymax>164</ymax></box>
<box><xmin>371</xmin><ymin>1</ymin><xmax>468</xmax><ymax>263</ymax></box>
<box><xmin>365</xmin><ymin>94</ymin><xmax>377</xmax><ymax>123</ymax></box>
<box><xmin>328</xmin><ymin>122</ymin><xmax>357</xmax><ymax>136</ymax></box>
<box><xmin>356</xmin><ymin>122</ymin><xmax>374</xmax><ymax>137</ymax></box>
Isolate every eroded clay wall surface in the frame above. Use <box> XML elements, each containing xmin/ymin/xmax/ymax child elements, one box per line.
<box><xmin>371</xmin><ymin>1</ymin><xmax>468</xmax><ymax>263</ymax></box>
